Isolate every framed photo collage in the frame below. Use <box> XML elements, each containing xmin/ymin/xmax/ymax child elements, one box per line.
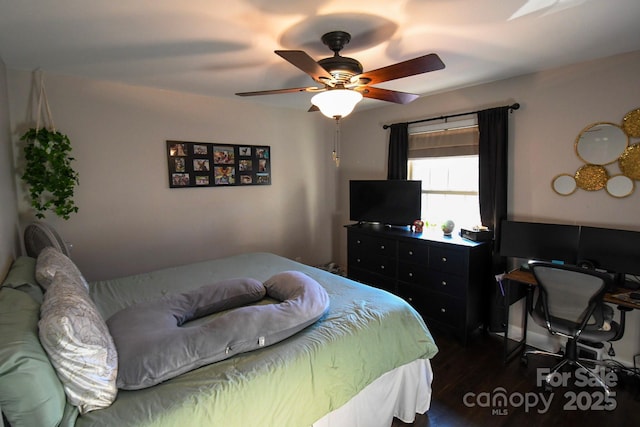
<box><xmin>167</xmin><ymin>140</ymin><xmax>271</xmax><ymax>188</ymax></box>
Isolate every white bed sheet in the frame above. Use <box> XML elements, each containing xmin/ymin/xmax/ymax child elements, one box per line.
<box><xmin>313</xmin><ymin>358</ymin><xmax>433</xmax><ymax>427</ymax></box>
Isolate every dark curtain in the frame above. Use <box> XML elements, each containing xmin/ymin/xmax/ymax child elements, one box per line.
<box><xmin>478</xmin><ymin>105</ymin><xmax>510</xmax><ymax>264</ymax></box>
<box><xmin>478</xmin><ymin>106</ymin><xmax>510</xmax><ymax>332</ymax></box>
<box><xmin>387</xmin><ymin>122</ymin><xmax>408</xmax><ymax>180</ymax></box>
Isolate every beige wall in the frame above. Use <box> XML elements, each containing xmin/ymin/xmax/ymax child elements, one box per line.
<box><xmin>6</xmin><ymin>70</ymin><xmax>338</xmax><ymax>280</ymax></box>
<box><xmin>338</xmin><ymin>49</ymin><xmax>640</xmax><ymax>365</ymax></box>
<box><xmin>337</xmin><ymin>50</ymin><xmax>640</xmax><ymax>263</ymax></box>
<box><xmin>0</xmin><ymin>59</ymin><xmax>19</xmax><ymax>278</ymax></box>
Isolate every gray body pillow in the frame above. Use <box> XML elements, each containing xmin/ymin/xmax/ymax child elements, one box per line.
<box><xmin>107</xmin><ymin>271</ymin><xmax>330</xmax><ymax>390</ymax></box>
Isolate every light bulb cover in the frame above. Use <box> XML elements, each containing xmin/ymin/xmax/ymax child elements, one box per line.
<box><xmin>311</xmin><ymin>89</ymin><xmax>363</xmax><ymax>118</ymax></box>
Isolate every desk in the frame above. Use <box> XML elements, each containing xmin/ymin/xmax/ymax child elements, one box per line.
<box><xmin>501</xmin><ymin>269</ymin><xmax>639</xmax><ymax>364</ymax></box>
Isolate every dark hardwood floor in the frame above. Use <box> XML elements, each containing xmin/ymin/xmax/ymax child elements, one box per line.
<box><xmin>392</xmin><ymin>328</ymin><xmax>640</xmax><ymax>427</ymax></box>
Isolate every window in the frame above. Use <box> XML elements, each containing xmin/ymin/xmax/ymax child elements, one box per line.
<box><xmin>407</xmin><ymin>121</ymin><xmax>481</xmax><ymax>230</ymax></box>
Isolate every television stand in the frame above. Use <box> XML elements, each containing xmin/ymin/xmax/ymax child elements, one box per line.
<box><xmin>345</xmin><ymin>223</ymin><xmax>491</xmax><ymax>345</ymax></box>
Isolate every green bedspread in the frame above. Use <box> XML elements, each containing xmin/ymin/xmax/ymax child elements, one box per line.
<box><xmin>65</xmin><ymin>252</ymin><xmax>438</xmax><ymax>427</ymax></box>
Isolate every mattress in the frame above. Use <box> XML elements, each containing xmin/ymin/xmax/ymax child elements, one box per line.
<box><xmin>62</xmin><ymin>252</ymin><xmax>438</xmax><ymax>426</ymax></box>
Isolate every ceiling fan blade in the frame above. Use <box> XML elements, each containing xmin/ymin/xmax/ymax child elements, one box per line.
<box><xmin>236</xmin><ymin>86</ymin><xmax>319</xmax><ymax>97</ymax></box>
<box><xmin>275</xmin><ymin>50</ymin><xmax>334</xmax><ymax>83</ymax></box>
<box><xmin>356</xmin><ymin>53</ymin><xmax>445</xmax><ymax>86</ymax></box>
<box><xmin>356</xmin><ymin>87</ymin><xmax>419</xmax><ymax>104</ymax></box>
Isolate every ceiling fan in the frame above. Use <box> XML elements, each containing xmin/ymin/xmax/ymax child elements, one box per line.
<box><xmin>235</xmin><ymin>31</ymin><xmax>445</xmax><ymax>118</ymax></box>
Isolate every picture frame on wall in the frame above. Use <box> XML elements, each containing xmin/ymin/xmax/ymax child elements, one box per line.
<box><xmin>167</xmin><ymin>140</ymin><xmax>271</xmax><ymax>188</ymax></box>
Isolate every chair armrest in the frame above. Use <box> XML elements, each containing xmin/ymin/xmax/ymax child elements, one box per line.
<box><xmin>611</xmin><ymin>305</ymin><xmax>631</xmax><ymax>342</ymax></box>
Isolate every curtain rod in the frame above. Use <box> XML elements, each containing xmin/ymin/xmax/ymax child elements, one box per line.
<box><xmin>382</xmin><ymin>102</ymin><xmax>520</xmax><ymax>129</ymax></box>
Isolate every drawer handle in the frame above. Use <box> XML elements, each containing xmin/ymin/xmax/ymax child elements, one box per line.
<box><xmin>380</xmin><ymin>245</ymin><xmax>385</xmax><ymax>250</ymax></box>
<box><xmin>380</xmin><ymin>265</ymin><xmax>385</xmax><ymax>270</ymax></box>
<box><xmin>407</xmin><ymin>297</ymin><xmax>413</xmax><ymax>302</ymax></box>
<box><xmin>408</xmin><ymin>272</ymin><xmax>413</xmax><ymax>277</ymax></box>
<box><xmin>441</xmin><ymin>281</ymin><xmax>447</xmax><ymax>286</ymax></box>
<box><xmin>441</xmin><ymin>308</ymin><xmax>446</xmax><ymax>313</ymax></box>
<box><xmin>408</xmin><ymin>250</ymin><xmax>414</xmax><ymax>255</ymax></box>
<box><xmin>356</xmin><ymin>258</ymin><xmax>361</xmax><ymax>263</ymax></box>
<box><xmin>357</xmin><ymin>239</ymin><xmax>361</xmax><ymax>244</ymax></box>
<box><xmin>442</xmin><ymin>257</ymin><xmax>447</xmax><ymax>262</ymax></box>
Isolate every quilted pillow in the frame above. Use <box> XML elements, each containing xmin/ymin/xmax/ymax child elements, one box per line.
<box><xmin>35</xmin><ymin>247</ymin><xmax>88</xmax><ymax>291</ymax></box>
<box><xmin>38</xmin><ymin>270</ymin><xmax>118</xmax><ymax>413</ymax></box>
<box><xmin>0</xmin><ymin>287</ymin><xmax>66</xmax><ymax>427</ymax></box>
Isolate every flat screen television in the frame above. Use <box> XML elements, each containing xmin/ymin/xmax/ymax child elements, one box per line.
<box><xmin>499</xmin><ymin>220</ymin><xmax>580</xmax><ymax>264</ymax></box>
<box><xmin>349</xmin><ymin>180</ymin><xmax>421</xmax><ymax>227</ymax></box>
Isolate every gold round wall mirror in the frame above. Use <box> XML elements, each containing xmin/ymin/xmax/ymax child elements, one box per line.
<box><xmin>605</xmin><ymin>175</ymin><xmax>635</xmax><ymax>198</ymax></box>
<box><xmin>551</xmin><ymin>174</ymin><xmax>577</xmax><ymax>196</ymax></box>
<box><xmin>575</xmin><ymin>122</ymin><xmax>628</xmax><ymax>165</ymax></box>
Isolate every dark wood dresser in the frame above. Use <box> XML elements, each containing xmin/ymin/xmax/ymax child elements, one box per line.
<box><xmin>346</xmin><ymin>223</ymin><xmax>491</xmax><ymax>344</ymax></box>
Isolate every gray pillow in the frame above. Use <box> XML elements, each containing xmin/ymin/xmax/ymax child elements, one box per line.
<box><xmin>108</xmin><ymin>277</ymin><xmax>266</xmax><ymax>390</ymax></box>
<box><xmin>261</xmin><ymin>270</ymin><xmax>331</xmax><ymax>343</ymax></box>
<box><xmin>38</xmin><ymin>270</ymin><xmax>118</xmax><ymax>413</ymax></box>
<box><xmin>108</xmin><ymin>272</ymin><xmax>329</xmax><ymax>390</ymax></box>
<box><xmin>0</xmin><ymin>256</ymin><xmax>43</xmax><ymax>303</ymax></box>
<box><xmin>0</xmin><ymin>287</ymin><xmax>66</xmax><ymax>427</ymax></box>
<box><xmin>35</xmin><ymin>247</ymin><xmax>88</xmax><ymax>291</ymax></box>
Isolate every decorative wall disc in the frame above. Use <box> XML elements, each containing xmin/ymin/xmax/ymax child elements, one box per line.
<box><xmin>622</xmin><ymin>108</ymin><xmax>640</xmax><ymax>138</ymax></box>
<box><xmin>551</xmin><ymin>174</ymin><xmax>577</xmax><ymax>196</ymax></box>
<box><xmin>574</xmin><ymin>164</ymin><xmax>608</xmax><ymax>191</ymax></box>
<box><xmin>618</xmin><ymin>143</ymin><xmax>640</xmax><ymax>180</ymax></box>
<box><xmin>605</xmin><ymin>175</ymin><xmax>635</xmax><ymax>198</ymax></box>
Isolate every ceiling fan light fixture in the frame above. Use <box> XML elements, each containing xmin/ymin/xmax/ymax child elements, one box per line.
<box><xmin>311</xmin><ymin>89</ymin><xmax>363</xmax><ymax>119</ymax></box>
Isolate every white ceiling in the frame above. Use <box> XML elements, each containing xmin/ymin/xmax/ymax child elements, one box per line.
<box><xmin>1</xmin><ymin>0</ymin><xmax>639</xmax><ymax>113</ymax></box>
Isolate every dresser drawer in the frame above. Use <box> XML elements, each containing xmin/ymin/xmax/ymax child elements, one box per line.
<box><xmin>426</xmin><ymin>271</ymin><xmax>466</xmax><ymax>298</ymax></box>
<box><xmin>399</xmin><ymin>262</ymin><xmax>466</xmax><ymax>297</ymax></box>
<box><xmin>348</xmin><ymin>267</ymin><xmax>396</xmax><ymax>294</ymax></box>
<box><xmin>348</xmin><ymin>252</ymin><xmax>396</xmax><ymax>278</ymax></box>
<box><xmin>398</xmin><ymin>261</ymin><xmax>429</xmax><ymax>286</ymax></box>
<box><xmin>348</xmin><ymin>232</ymin><xmax>395</xmax><ymax>257</ymax></box>
<box><xmin>423</xmin><ymin>291</ymin><xmax>462</xmax><ymax>328</ymax></box>
<box><xmin>429</xmin><ymin>246</ymin><xmax>465</xmax><ymax>273</ymax></box>
<box><xmin>397</xmin><ymin>284</ymin><xmax>462</xmax><ymax>328</ymax></box>
<box><xmin>398</xmin><ymin>240</ymin><xmax>429</xmax><ymax>263</ymax></box>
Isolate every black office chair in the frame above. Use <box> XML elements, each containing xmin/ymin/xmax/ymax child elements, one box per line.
<box><xmin>522</xmin><ymin>261</ymin><xmax>627</xmax><ymax>397</ymax></box>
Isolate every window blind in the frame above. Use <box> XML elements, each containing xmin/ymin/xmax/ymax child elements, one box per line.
<box><xmin>408</xmin><ymin>123</ymin><xmax>479</xmax><ymax>158</ymax></box>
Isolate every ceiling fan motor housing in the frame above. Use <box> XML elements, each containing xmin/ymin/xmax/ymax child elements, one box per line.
<box><xmin>318</xmin><ymin>31</ymin><xmax>363</xmax><ymax>82</ymax></box>
<box><xmin>318</xmin><ymin>56</ymin><xmax>363</xmax><ymax>81</ymax></box>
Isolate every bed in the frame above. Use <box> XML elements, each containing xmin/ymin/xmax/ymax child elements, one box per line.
<box><xmin>0</xmin><ymin>251</ymin><xmax>438</xmax><ymax>427</ymax></box>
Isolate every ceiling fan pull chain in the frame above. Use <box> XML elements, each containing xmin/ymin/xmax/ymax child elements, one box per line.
<box><xmin>333</xmin><ymin>117</ymin><xmax>341</xmax><ymax>167</ymax></box>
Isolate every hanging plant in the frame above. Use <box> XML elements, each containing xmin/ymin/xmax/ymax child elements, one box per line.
<box><xmin>20</xmin><ymin>72</ymin><xmax>79</xmax><ymax>220</ymax></box>
<box><xmin>21</xmin><ymin>127</ymin><xmax>79</xmax><ymax>220</ymax></box>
